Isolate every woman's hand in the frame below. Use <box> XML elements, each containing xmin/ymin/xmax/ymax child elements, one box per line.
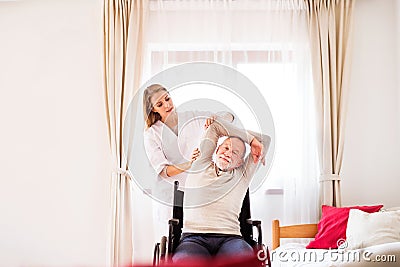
<box><xmin>191</xmin><ymin>148</ymin><xmax>200</xmax><ymax>163</ymax></box>
<box><xmin>204</xmin><ymin>115</ymin><xmax>216</xmax><ymax>129</ymax></box>
<box><xmin>250</xmin><ymin>138</ymin><xmax>265</xmax><ymax>165</ymax></box>
<box><xmin>165</xmin><ymin>148</ymin><xmax>200</xmax><ymax>177</ymax></box>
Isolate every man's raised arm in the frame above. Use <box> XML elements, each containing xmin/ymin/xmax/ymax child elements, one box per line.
<box><xmin>192</xmin><ymin>119</ymin><xmax>255</xmax><ymax>170</ymax></box>
<box><xmin>241</xmin><ymin>130</ymin><xmax>271</xmax><ymax>180</ymax></box>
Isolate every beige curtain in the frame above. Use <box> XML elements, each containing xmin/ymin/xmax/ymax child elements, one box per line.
<box><xmin>103</xmin><ymin>0</ymin><xmax>147</xmax><ymax>265</ymax></box>
<box><xmin>305</xmin><ymin>0</ymin><xmax>355</xmax><ymax>207</ymax></box>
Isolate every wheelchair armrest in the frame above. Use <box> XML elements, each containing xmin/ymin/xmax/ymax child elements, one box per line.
<box><xmin>168</xmin><ymin>218</ymin><xmax>180</xmax><ymax>226</ymax></box>
<box><xmin>246</xmin><ymin>219</ymin><xmax>261</xmax><ymax>226</ymax></box>
<box><xmin>246</xmin><ymin>219</ymin><xmax>263</xmax><ymax>246</ymax></box>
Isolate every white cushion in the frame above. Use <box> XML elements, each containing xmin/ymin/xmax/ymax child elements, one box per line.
<box><xmin>383</xmin><ymin>206</ymin><xmax>400</xmax><ymax>212</ymax></box>
<box><xmin>346</xmin><ymin>209</ymin><xmax>400</xmax><ymax>249</ymax></box>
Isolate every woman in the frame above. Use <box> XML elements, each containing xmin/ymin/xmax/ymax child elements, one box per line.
<box><xmin>143</xmin><ymin>84</ymin><xmax>234</xmax><ymax>238</ymax></box>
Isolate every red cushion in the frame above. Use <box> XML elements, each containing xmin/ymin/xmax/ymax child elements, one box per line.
<box><xmin>306</xmin><ymin>205</ymin><xmax>383</xmax><ymax>249</ymax></box>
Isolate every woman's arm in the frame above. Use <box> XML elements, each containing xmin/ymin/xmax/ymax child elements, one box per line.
<box><xmin>163</xmin><ymin>148</ymin><xmax>200</xmax><ymax>177</ymax></box>
<box><xmin>163</xmin><ymin>162</ymin><xmax>191</xmax><ymax>177</ymax></box>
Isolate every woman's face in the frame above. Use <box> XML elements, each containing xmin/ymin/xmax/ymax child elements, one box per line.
<box><xmin>150</xmin><ymin>90</ymin><xmax>175</xmax><ymax>122</ymax></box>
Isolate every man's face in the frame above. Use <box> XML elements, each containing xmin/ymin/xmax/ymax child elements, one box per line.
<box><xmin>215</xmin><ymin>137</ymin><xmax>245</xmax><ymax>171</ymax></box>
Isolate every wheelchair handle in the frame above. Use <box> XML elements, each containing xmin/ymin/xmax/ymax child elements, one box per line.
<box><xmin>168</xmin><ymin>218</ymin><xmax>180</xmax><ymax>226</ymax></box>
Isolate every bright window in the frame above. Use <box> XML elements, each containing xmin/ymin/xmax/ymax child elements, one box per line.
<box><xmin>145</xmin><ymin>48</ymin><xmax>315</xmax><ymax>189</ymax></box>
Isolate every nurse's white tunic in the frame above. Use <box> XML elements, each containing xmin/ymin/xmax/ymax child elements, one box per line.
<box><xmin>143</xmin><ymin>110</ymin><xmax>212</xmax><ymax>237</ymax></box>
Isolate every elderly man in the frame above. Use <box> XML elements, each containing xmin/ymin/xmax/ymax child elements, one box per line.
<box><xmin>173</xmin><ymin>119</ymin><xmax>271</xmax><ymax>262</ymax></box>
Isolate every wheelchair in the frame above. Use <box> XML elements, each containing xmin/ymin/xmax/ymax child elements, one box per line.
<box><xmin>153</xmin><ymin>181</ymin><xmax>271</xmax><ymax>266</ymax></box>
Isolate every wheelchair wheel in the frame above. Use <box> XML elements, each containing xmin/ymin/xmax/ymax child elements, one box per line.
<box><xmin>153</xmin><ymin>242</ymin><xmax>160</xmax><ymax>266</ymax></box>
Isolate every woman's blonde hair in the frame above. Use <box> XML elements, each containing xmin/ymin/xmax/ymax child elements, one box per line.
<box><xmin>143</xmin><ymin>84</ymin><xmax>168</xmax><ymax>128</ymax></box>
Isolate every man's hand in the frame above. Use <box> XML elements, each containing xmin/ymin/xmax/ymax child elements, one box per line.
<box><xmin>250</xmin><ymin>138</ymin><xmax>265</xmax><ymax>165</ymax></box>
<box><xmin>204</xmin><ymin>115</ymin><xmax>216</xmax><ymax>129</ymax></box>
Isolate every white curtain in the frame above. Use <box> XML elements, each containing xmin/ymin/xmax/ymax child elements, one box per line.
<box><xmin>103</xmin><ymin>0</ymin><xmax>148</xmax><ymax>265</ymax></box>
<box><xmin>131</xmin><ymin>0</ymin><xmax>319</xmax><ymax>261</ymax></box>
<box><xmin>305</xmin><ymin>0</ymin><xmax>355</xmax><ymax>208</ymax></box>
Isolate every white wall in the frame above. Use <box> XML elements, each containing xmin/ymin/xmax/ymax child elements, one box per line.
<box><xmin>0</xmin><ymin>0</ymin><xmax>111</xmax><ymax>266</ymax></box>
<box><xmin>341</xmin><ymin>0</ymin><xmax>400</xmax><ymax>208</ymax></box>
<box><xmin>397</xmin><ymin>0</ymin><xmax>400</xmax><ymax>108</ymax></box>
